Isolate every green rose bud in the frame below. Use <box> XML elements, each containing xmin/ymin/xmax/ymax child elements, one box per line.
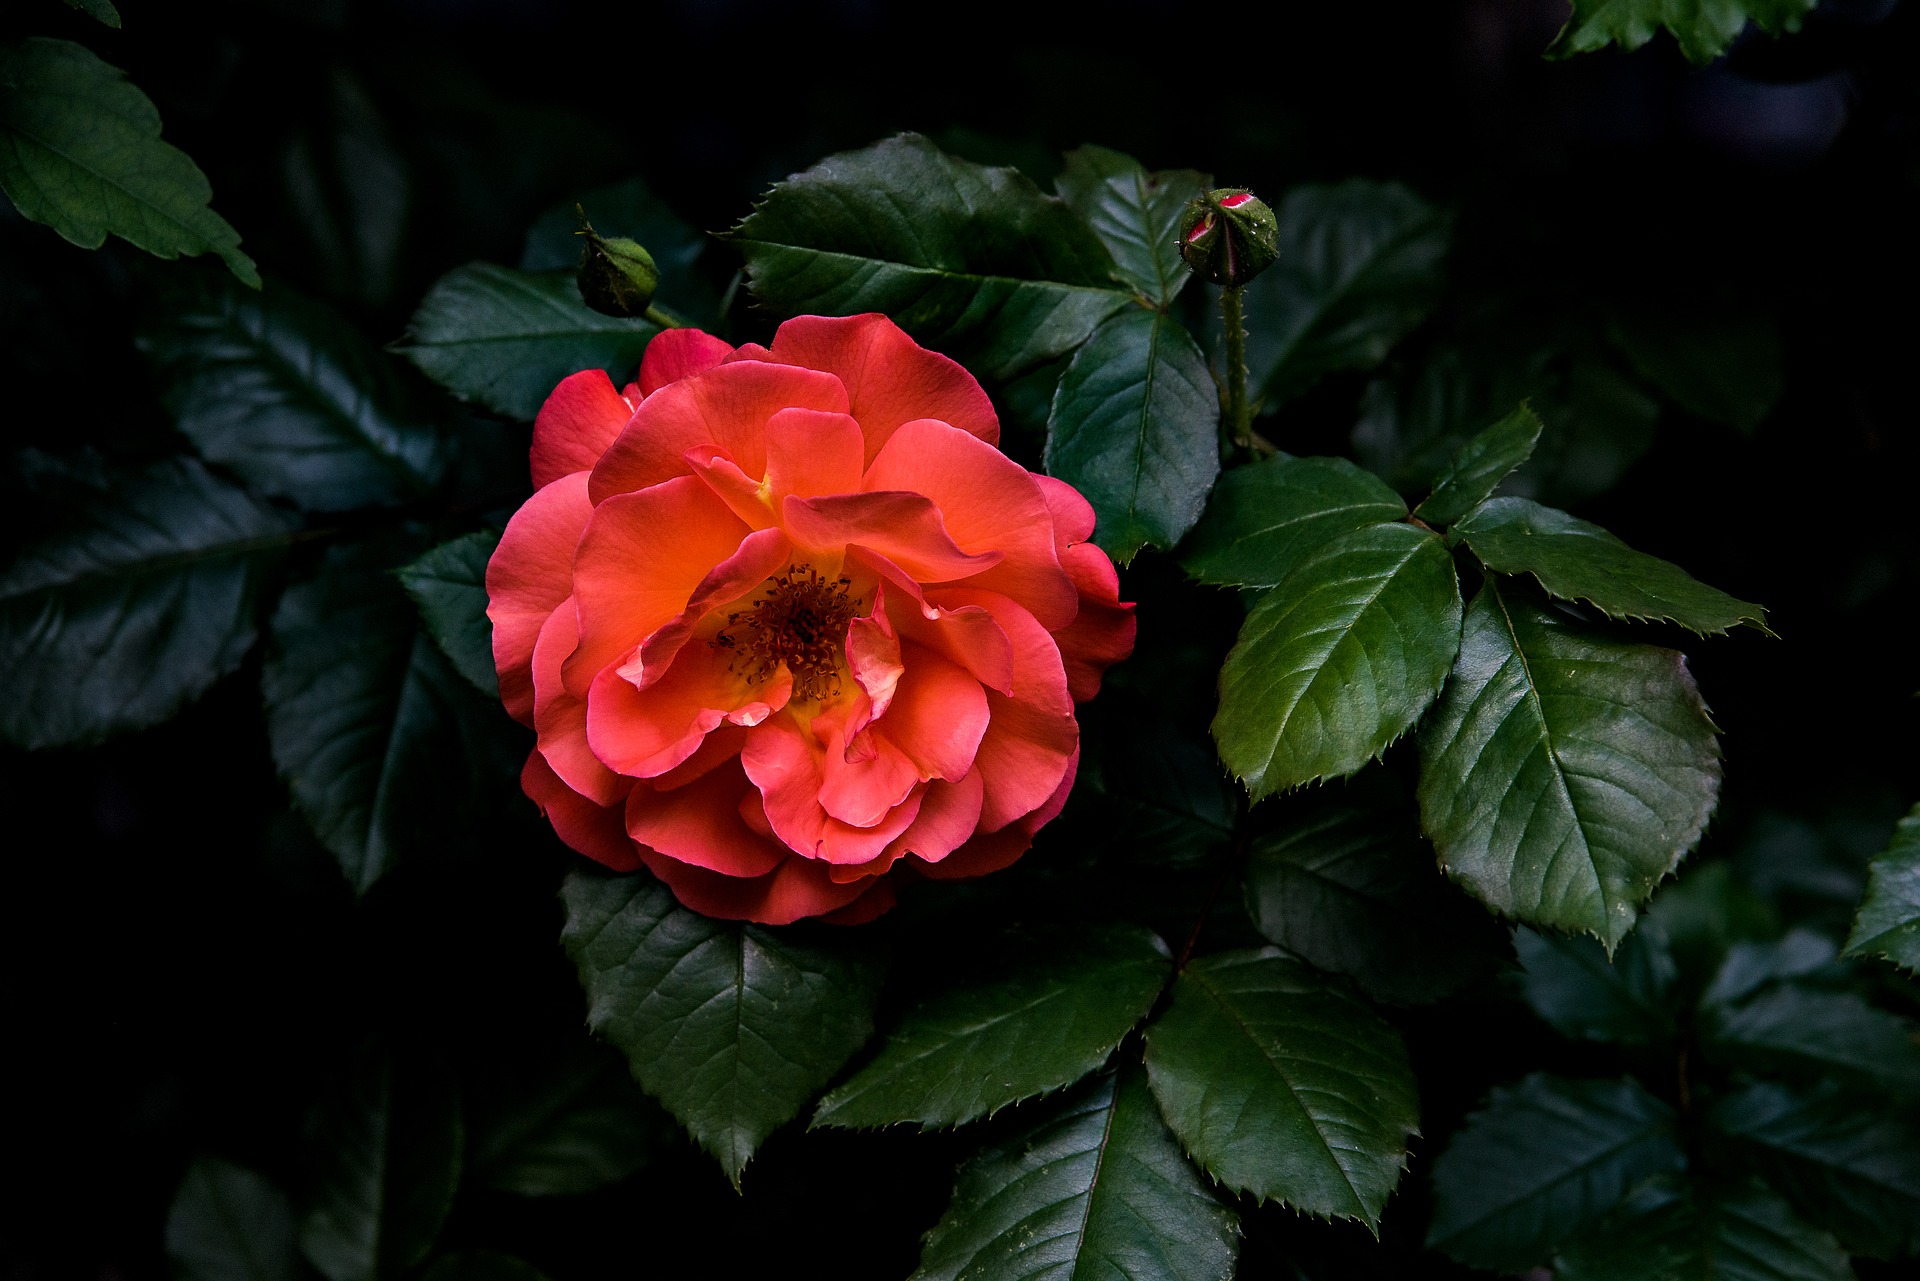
<box><xmin>1177</xmin><ymin>188</ymin><xmax>1279</xmax><ymax>287</ymax></box>
<box><xmin>574</xmin><ymin>206</ymin><xmax>660</xmax><ymax>318</ymax></box>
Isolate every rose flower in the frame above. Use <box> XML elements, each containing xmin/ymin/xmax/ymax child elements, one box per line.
<box><xmin>488</xmin><ymin>314</ymin><xmax>1135</xmax><ymax>924</ymax></box>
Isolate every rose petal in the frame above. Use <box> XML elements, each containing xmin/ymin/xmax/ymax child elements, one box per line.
<box><xmin>532</xmin><ymin>604</ymin><xmax>627</xmax><ymax>807</ymax></box>
<box><xmin>530</xmin><ymin>370</ymin><xmax>634</xmax><ymax>490</ymax></box>
<box><xmin>883</xmin><ymin>768</ymin><xmax>985</xmax><ymax>866</ymax></box>
<box><xmin>851</xmin><ymin>548</ymin><xmax>1015</xmax><ymax>695</ymax></box>
<box><xmin>1054</xmin><ymin>542</ymin><xmax>1136</xmax><ymax>702</ymax></box>
<box><xmin>636</xmin><ymin>846</ymin><xmax>879</xmax><ymax>925</ymax></box>
<box><xmin>1032</xmin><ymin>472</ymin><xmax>1098</xmax><ymax>547</ymax></box>
<box><xmin>742</xmin><ymin>714</ymin><xmax>924</xmax><ymax>863</ymax></box>
<box><xmin>589</xmin><ymin>645</ymin><xmax>791</xmax><ymax>779</ymax></box>
<box><xmin>765</xmin><ymin>407</ymin><xmax>866</xmax><ymax>501</ymax></box>
<box><xmin>782</xmin><ymin>491</ymin><xmax>1000</xmax><ymax>581</ymax></box>
<box><xmin>521</xmin><ymin>751</ymin><xmax>640</xmax><ymax>870</ymax></box>
<box><xmin>488</xmin><ymin>472</ymin><xmax>593</xmax><ymax>725</ymax></box>
<box><xmin>621</xmin><ymin>526</ymin><xmax>791</xmax><ymax>691</ymax></box>
<box><xmin>626</xmin><ymin>758</ymin><xmax>788</xmax><ymax>879</ymax></box>
<box><xmin>871</xmin><ymin>641</ymin><xmax>989</xmax><ymax>784</ymax></box>
<box><xmin>914</xmin><ymin>746</ymin><xmax>1078</xmax><ymax>881</ymax></box>
<box><xmin>637</xmin><ymin>328</ymin><xmax>735</xmax><ymax>396</ymax></box>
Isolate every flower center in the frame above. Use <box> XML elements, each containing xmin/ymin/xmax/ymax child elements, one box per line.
<box><xmin>713</xmin><ymin>563</ymin><xmax>859</xmax><ymax>702</ymax></box>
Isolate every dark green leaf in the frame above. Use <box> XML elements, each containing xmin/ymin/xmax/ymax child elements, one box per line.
<box><xmin>166</xmin><ymin>1157</ymin><xmax>297</xmax><ymax>1281</ymax></box>
<box><xmin>1144</xmin><ymin>949</ymin><xmax>1419</xmax><ymax>1229</ymax></box>
<box><xmin>0</xmin><ymin>453</ymin><xmax>293</xmax><ymax>749</ymax></box>
<box><xmin>1178</xmin><ymin>452</ymin><xmax>1407</xmax><ymax>589</ymax></box>
<box><xmin>279</xmin><ymin>70</ymin><xmax>410</xmax><ymax>311</ymax></box>
<box><xmin>61</xmin><ymin>0</ymin><xmax>121</xmax><ymax>27</ymax></box>
<box><xmin>1548</xmin><ymin>0</ymin><xmax>1816</xmax><ymax>65</ymax></box>
<box><xmin>814</xmin><ymin>923</ymin><xmax>1169</xmax><ymax>1130</ymax></box>
<box><xmin>1516</xmin><ymin>918</ymin><xmax>1679</xmax><ymax>1044</ymax></box>
<box><xmin>1454</xmin><ymin>496</ymin><xmax>1769</xmax><ymax>636</ymax></box>
<box><xmin>1411</xmin><ymin>404</ymin><xmax>1543</xmax><ymax>528</ymax></box>
<box><xmin>467</xmin><ymin>1039</ymin><xmax>675</xmax><ymax>1198</ymax></box>
<box><xmin>1244</xmin><ymin>800</ymin><xmax>1512</xmax><ymax>1005</ymax></box>
<box><xmin>398</xmin><ymin>263</ymin><xmax>659</xmax><ymax>421</ymax></box>
<box><xmin>1702</xmin><ymin>981</ymin><xmax>1920</xmax><ymax>1101</ymax></box>
<box><xmin>419</xmin><ymin>1254</ymin><xmax>548</xmax><ymax>1281</ymax></box>
<box><xmin>1645</xmin><ymin>862</ymin><xmax>1781</xmax><ymax>987</ymax></box>
<box><xmin>1701</xmin><ymin>931</ymin><xmax>1840</xmax><ymax>1008</ymax></box>
<box><xmin>0</xmin><ymin>38</ymin><xmax>256</xmax><ymax>284</ymax></box>
<box><xmin>913</xmin><ymin>1068</ymin><xmax>1239</xmax><ymax>1281</ymax></box>
<box><xmin>1238</xmin><ymin>180</ymin><xmax>1451</xmax><ymax>408</ymax></box>
<box><xmin>732</xmin><ymin>133</ymin><xmax>1130</xmax><ymax>381</ymax></box>
<box><xmin>1607</xmin><ymin>306</ymin><xmax>1784</xmax><ymax>433</ymax></box>
<box><xmin>1094</xmin><ymin>705</ymin><xmax>1236</xmax><ymax>869</ymax></box>
<box><xmin>1053</xmin><ymin>146</ymin><xmax>1210</xmax><ymax>305</ymax></box>
<box><xmin>558</xmin><ymin>869</ymin><xmax>885</xmax><ymax>1186</ymax></box>
<box><xmin>1213</xmin><ymin>523</ymin><xmax>1461</xmax><ymax>797</ymax></box>
<box><xmin>1044</xmin><ymin>306</ymin><xmax>1219</xmax><ymax>562</ymax></box>
<box><xmin>140</xmin><ymin>274</ymin><xmax>447</xmax><ymax>511</ymax></box>
<box><xmin>1709</xmin><ymin>1081</ymin><xmax>1920</xmax><ymax>1258</ymax></box>
<box><xmin>522</xmin><ymin>174</ymin><xmax>720</xmax><ymax>326</ymax></box>
<box><xmin>1846</xmin><ymin>803</ymin><xmax>1920</xmax><ymax>975</ymax></box>
<box><xmin>298</xmin><ymin>1046</ymin><xmax>462</xmax><ymax>1281</ymax></box>
<box><xmin>1554</xmin><ymin>1176</ymin><xmax>1853</xmax><ymax>1281</ymax></box>
<box><xmin>397</xmin><ymin>531</ymin><xmax>500</xmax><ymax>699</ymax></box>
<box><xmin>1417</xmin><ymin>582</ymin><xmax>1722</xmax><ymax>950</ymax></box>
<box><xmin>1426</xmin><ymin>1073</ymin><xmax>1686</xmax><ymax>1271</ymax></box>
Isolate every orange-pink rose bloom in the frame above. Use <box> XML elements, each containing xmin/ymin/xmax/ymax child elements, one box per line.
<box><xmin>487</xmin><ymin>314</ymin><xmax>1135</xmax><ymax>924</ymax></box>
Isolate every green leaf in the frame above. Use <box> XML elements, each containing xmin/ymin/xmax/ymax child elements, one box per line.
<box><xmin>1178</xmin><ymin>452</ymin><xmax>1408</xmax><ymax>589</ymax></box>
<box><xmin>139</xmin><ymin>274</ymin><xmax>447</xmax><ymax>512</ymax></box>
<box><xmin>1053</xmin><ymin>146</ymin><xmax>1211</xmax><ymax>306</ymax></box>
<box><xmin>298</xmin><ymin>1045</ymin><xmax>463</xmax><ymax>1281</ymax></box>
<box><xmin>1044</xmin><ymin>306</ymin><xmax>1220</xmax><ymax>562</ymax></box>
<box><xmin>1412</xmin><ymin>404</ymin><xmax>1543</xmax><ymax>528</ymax></box>
<box><xmin>1709</xmin><ymin>1081</ymin><xmax>1920</xmax><ymax>1258</ymax></box>
<box><xmin>166</xmin><ymin>1157</ymin><xmax>298</xmax><ymax>1281</ymax></box>
<box><xmin>1213</xmin><ymin>522</ymin><xmax>1462</xmax><ymax>798</ymax></box>
<box><xmin>0</xmin><ymin>38</ymin><xmax>256</xmax><ymax>285</ymax></box>
<box><xmin>814</xmin><ymin>923</ymin><xmax>1169</xmax><ymax>1130</ymax></box>
<box><xmin>1244</xmin><ymin>799</ymin><xmax>1513</xmax><ymax>1005</ymax></box>
<box><xmin>397</xmin><ymin>531</ymin><xmax>500</xmax><ymax>699</ymax></box>
<box><xmin>278</xmin><ymin>70</ymin><xmax>411</xmax><ymax>311</ymax></box>
<box><xmin>732</xmin><ymin>132</ymin><xmax>1131</xmax><ymax>381</ymax></box>
<box><xmin>1846</xmin><ymin>803</ymin><xmax>1920</xmax><ymax>975</ymax></box>
<box><xmin>419</xmin><ymin>1254</ymin><xmax>548</xmax><ymax>1281</ymax></box>
<box><xmin>1554</xmin><ymin>1176</ymin><xmax>1853</xmax><ymax>1281</ymax></box>
<box><xmin>1548</xmin><ymin>0</ymin><xmax>1817</xmax><ymax>66</ymax></box>
<box><xmin>558</xmin><ymin>869</ymin><xmax>885</xmax><ymax>1186</ymax></box>
<box><xmin>0</xmin><ymin>453</ymin><xmax>294</xmax><ymax>749</ymax></box>
<box><xmin>398</xmin><ymin>263</ymin><xmax>660</xmax><ymax>421</ymax></box>
<box><xmin>1238</xmin><ymin>180</ymin><xmax>1451</xmax><ymax>408</ymax></box>
<box><xmin>1417</xmin><ymin>582</ymin><xmax>1722</xmax><ymax>950</ymax></box>
<box><xmin>521</xmin><ymin>174</ymin><xmax>720</xmax><ymax>326</ymax></box>
<box><xmin>466</xmin><ymin>1040</ymin><xmax>674</xmax><ymax>1197</ymax></box>
<box><xmin>1516</xmin><ymin>918</ymin><xmax>1679</xmax><ymax>1044</ymax></box>
<box><xmin>1701</xmin><ymin>981</ymin><xmax>1920</xmax><ymax>1101</ymax></box>
<box><xmin>1426</xmin><ymin>1073</ymin><xmax>1686</xmax><ymax>1271</ymax></box>
<box><xmin>1454</xmin><ymin>496</ymin><xmax>1769</xmax><ymax>636</ymax></box>
<box><xmin>1094</xmin><ymin>705</ymin><xmax>1237</xmax><ymax>870</ymax></box>
<box><xmin>913</xmin><ymin>1068</ymin><xmax>1240</xmax><ymax>1281</ymax></box>
<box><xmin>1143</xmin><ymin>949</ymin><xmax>1419</xmax><ymax>1229</ymax></box>
<box><xmin>61</xmin><ymin>0</ymin><xmax>122</xmax><ymax>27</ymax></box>
<box><xmin>1607</xmin><ymin>305</ymin><xmax>1784</xmax><ymax>433</ymax></box>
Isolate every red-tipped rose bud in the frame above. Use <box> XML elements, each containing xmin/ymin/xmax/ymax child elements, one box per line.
<box><xmin>574</xmin><ymin>206</ymin><xmax>660</xmax><ymax>318</ymax></box>
<box><xmin>1178</xmin><ymin>188</ymin><xmax>1279</xmax><ymax>287</ymax></box>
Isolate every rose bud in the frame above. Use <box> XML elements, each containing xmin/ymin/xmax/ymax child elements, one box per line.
<box><xmin>574</xmin><ymin>207</ymin><xmax>661</xmax><ymax>318</ymax></box>
<box><xmin>1177</xmin><ymin>188</ymin><xmax>1279</xmax><ymax>287</ymax></box>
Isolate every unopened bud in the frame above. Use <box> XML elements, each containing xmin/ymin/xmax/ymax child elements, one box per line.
<box><xmin>574</xmin><ymin>206</ymin><xmax>660</xmax><ymax>317</ymax></box>
<box><xmin>1178</xmin><ymin>188</ymin><xmax>1279</xmax><ymax>287</ymax></box>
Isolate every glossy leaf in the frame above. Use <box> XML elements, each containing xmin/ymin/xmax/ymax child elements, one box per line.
<box><xmin>466</xmin><ymin>1040</ymin><xmax>675</xmax><ymax>1197</ymax></box>
<box><xmin>1426</xmin><ymin>1073</ymin><xmax>1685</xmax><ymax>1271</ymax></box>
<box><xmin>166</xmin><ymin>1157</ymin><xmax>298</xmax><ymax>1281</ymax></box>
<box><xmin>1244</xmin><ymin>801</ymin><xmax>1513</xmax><ymax>1005</ymax></box>
<box><xmin>1144</xmin><ymin>949</ymin><xmax>1419</xmax><ymax>1229</ymax></box>
<box><xmin>140</xmin><ymin>274</ymin><xmax>447</xmax><ymax>511</ymax></box>
<box><xmin>1515</xmin><ymin>918</ymin><xmax>1679</xmax><ymax>1044</ymax></box>
<box><xmin>1700</xmin><ymin>930</ymin><xmax>1840</xmax><ymax>1008</ymax></box>
<box><xmin>1608</xmin><ymin>306</ymin><xmax>1784</xmax><ymax>433</ymax></box>
<box><xmin>1702</xmin><ymin>981</ymin><xmax>1920</xmax><ymax>1101</ymax></box>
<box><xmin>814</xmin><ymin>923</ymin><xmax>1169</xmax><ymax>1130</ymax></box>
<box><xmin>397</xmin><ymin>531</ymin><xmax>500</xmax><ymax>698</ymax></box>
<box><xmin>1845</xmin><ymin>802</ymin><xmax>1920</xmax><ymax>975</ymax></box>
<box><xmin>1454</xmin><ymin>496</ymin><xmax>1768</xmax><ymax>635</ymax></box>
<box><xmin>1549</xmin><ymin>0</ymin><xmax>1816</xmax><ymax>65</ymax></box>
<box><xmin>913</xmin><ymin>1068</ymin><xmax>1239</xmax><ymax>1281</ymax></box>
<box><xmin>0</xmin><ymin>38</ymin><xmax>257</xmax><ymax>285</ymax></box>
<box><xmin>297</xmin><ymin>1046</ymin><xmax>463</xmax><ymax>1281</ymax></box>
<box><xmin>1044</xmin><ymin>306</ymin><xmax>1219</xmax><ymax>562</ymax></box>
<box><xmin>1554</xmin><ymin>1176</ymin><xmax>1853</xmax><ymax>1281</ymax></box>
<box><xmin>1411</xmin><ymin>404</ymin><xmax>1543</xmax><ymax>528</ymax></box>
<box><xmin>398</xmin><ymin>263</ymin><xmax>659</xmax><ymax>421</ymax></box>
<box><xmin>1053</xmin><ymin>146</ymin><xmax>1210</xmax><ymax>305</ymax></box>
<box><xmin>1178</xmin><ymin>452</ymin><xmax>1407</xmax><ymax>589</ymax></box>
<box><xmin>559</xmin><ymin>870</ymin><xmax>885</xmax><ymax>1186</ymax></box>
<box><xmin>1417</xmin><ymin>583</ymin><xmax>1721</xmax><ymax>950</ymax></box>
<box><xmin>521</xmin><ymin>174</ymin><xmax>720</xmax><ymax>326</ymax></box>
<box><xmin>0</xmin><ymin>454</ymin><xmax>293</xmax><ymax>749</ymax></box>
<box><xmin>1709</xmin><ymin>1081</ymin><xmax>1920</xmax><ymax>1258</ymax></box>
<box><xmin>733</xmin><ymin>133</ymin><xmax>1130</xmax><ymax>381</ymax></box>
<box><xmin>1213</xmin><ymin>522</ymin><xmax>1461</xmax><ymax>798</ymax></box>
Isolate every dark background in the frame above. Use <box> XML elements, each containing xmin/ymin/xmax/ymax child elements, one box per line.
<box><xmin>3</xmin><ymin>0</ymin><xmax>1917</xmax><ymax>1277</ymax></box>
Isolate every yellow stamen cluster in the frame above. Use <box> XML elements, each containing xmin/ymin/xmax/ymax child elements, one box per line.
<box><xmin>713</xmin><ymin>564</ymin><xmax>858</xmax><ymax>702</ymax></box>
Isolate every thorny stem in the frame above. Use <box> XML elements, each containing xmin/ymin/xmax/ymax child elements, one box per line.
<box><xmin>1221</xmin><ymin>284</ymin><xmax>1250</xmax><ymax>459</ymax></box>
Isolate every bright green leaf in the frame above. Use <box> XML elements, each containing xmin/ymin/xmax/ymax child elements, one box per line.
<box><xmin>1053</xmin><ymin>146</ymin><xmax>1210</xmax><ymax>305</ymax></box>
<box><xmin>814</xmin><ymin>923</ymin><xmax>1169</xmax><ymax>1131</ymax></box>
<box><xmin>1702</xmin><ymin>981</ymin><xmax>1920</xmax><ymax>1101</ymax></box>
<box><xmin>0</xmin><ymin>453</ymin><xmax>294</xmax><ymax>750</ymax></box>
<box><xmin>522</xmin><ymin>174</ymin><xmax>720</xmax><ymax>326</ymax></box>
<box><xmin>1454</xmin><ymin>496</ymin><xmax>1769</xmax><ymax>635</ymax></box>
<box><xmin>1548</xmin><ymin>0</ymin><xmax>1817</xmax><ymax>66</ymax></box>
<box><xmin>397</xmin><ymin>531</ymin><xmax>500</xmax><ymax>699</ymax></box>
<box><xmin>1426</xmin><ymin>1073</ymin><xmax>1685</xmax><ymax>1271</ymax></box>
<box><xmin>1845</xmin><ymin>802</ymin><xmax>1920</xmax><ymax>975</ymax></box>
<box><xmin>1213</xmin><ymin>523</ymin><xmax>1462</xmax><ymax>797</ymax></box>
<box><xmin>558</xmin><ymin>869</ymin><xmax>884</xmax><ymax>1187</ymax></box>
<box><xmin>398</xmin><ymin>263</ymin><xmax>660</xmax><ymax>421</ymax></box>
<box><xmin>166</xmin><ymin>1157</ymin><xmax>297</xmax><ymax>1281</ymax></box>
<box><xmin>1607</xmin><ymin>305</ymin><xmax>1784</xmax><ymax>433</ymax></box>
<box><xmin>1144</xmin><ymin>949</ymin><xmax>1419</xmax><ymax>1230</ymax></box>
<box><xmin>913</xmin><ymin>1068</ymin><xmax>1240</xmax><ymax>1281</ymax></box>
<box><xmin>466</xmin><ymin>1040</ymin><xmax>675</xmax><ymax>1198</ymax></box>
<box><xmin>1044</xmin><ymin>306</ymin><xmax>1220</xmax><ymax>562</ymax></box>
<box><xmin>0</xmin><ymin>38</ymin><xmax>257</xmax><ymax>284</ymax></box>
<box><xmin>1412</xmin><ymin>404</ymin><xmax>1543</xmax><ymax>527</ymax></box>
<box><xmin>732</xmin><ymin>133</ymin><xmax>1130</xmax><ymax>381</ymax></box>
<box><xmin>1554</xmin><ymin>1176</ymin><xmax>1853</xmax><ymax>1281</ymax></box>
<box><xmin>1516</xmin><ymin>918</ymin><xmax>1679</xmax><ymax>1044</ymax></box>
<box><xmin>1178</xmin><ymin>452</ymin><xmax>1407</xmax><ymax>589</ymax></box>
<box><xmin>1417</xmin><ymin>582</ymin><xmax>1722</xmax><ymax>950</ymax></box>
